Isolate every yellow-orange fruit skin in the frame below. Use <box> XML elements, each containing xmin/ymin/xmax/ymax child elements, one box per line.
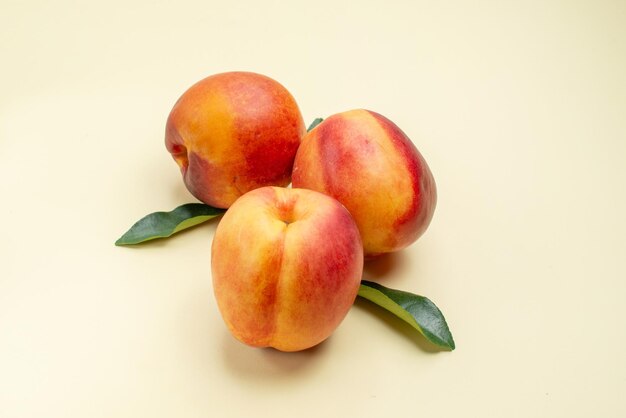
<box><xmin>165</xmin><ymin>72</ymin><xmax>305</xmax><ymax>208</ymax></box>
<box><xmin>211</xmin><ymin>187</ymin><xmax>363</xmax><ymax>352</ymax></box>
<box><xmin>292</xmin><ymin>109</ymin><xmax>437</xmax><ymax>256</ymax></box>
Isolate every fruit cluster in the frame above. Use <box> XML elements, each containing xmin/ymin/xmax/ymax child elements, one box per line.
<box><xmin>164</xmin><ymin>72</ymin><xmax>437</xmax><ymax>352</ymax></box>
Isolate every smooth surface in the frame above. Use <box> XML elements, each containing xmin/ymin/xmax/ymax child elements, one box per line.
<box><xmin>1</xmin><ymin>1</ymin><xmax>625</xmax><ymax>417</ymax></box>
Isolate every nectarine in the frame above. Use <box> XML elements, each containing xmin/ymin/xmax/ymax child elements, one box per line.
<box><xmin>211</xmin><ymin>187</ymin><xmax>363</xmax><ymax>351</ymax></box>
<box><xmin>165</xmin><ymin>72</ymin><xmax>305</xmax><ymax>208</ymax></box>
<box><xmin>292</xmin><ymin>109</ymin><xmax>436</xmax><ymax>256</ymax></box>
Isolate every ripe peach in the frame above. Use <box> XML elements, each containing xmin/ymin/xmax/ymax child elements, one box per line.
<box><xmin>165</xmin><ymin>72</ymin><xmax>305</xmax><ymax>208</ymax></box>
<box><xmin>211</xmin><ymin>187</ymin><xmax>363</xmax><ymax>352</ymax></box>
<box><xmin>292</xmin><ymin>109</ymin><xmax>436</xmax><ymax>256</ymax></box>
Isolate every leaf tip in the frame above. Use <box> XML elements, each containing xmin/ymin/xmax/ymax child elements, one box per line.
<box><xmin>445</xmin><ymin>338</ymin><xmax>456</xmax><ymax>351</ymax></box>
<box><xmin>307</xmin><ymin>117</ymin><xmax>323</xmax><ymax>132</ymax></box>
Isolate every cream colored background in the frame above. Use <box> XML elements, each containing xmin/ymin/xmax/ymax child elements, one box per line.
<box><xmin>1</xmin><ymin>0</ymin><xmax>625</xmax><ymax>417</ymax></box>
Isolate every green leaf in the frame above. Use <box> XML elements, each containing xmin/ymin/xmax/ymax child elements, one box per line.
<box><xmin>307</xmin><ymin>118</ymin><xmax>323</xmax><ymax>132</ymax></box>
<box><xmin>358</xmin><ymin>280</ymin><xmax>455</xmax><ymax>350</ymax></box>
<box><xmin>115</xmin><ymin>203</ymin><xmax>225</xmax><ymax>246</ymax></box>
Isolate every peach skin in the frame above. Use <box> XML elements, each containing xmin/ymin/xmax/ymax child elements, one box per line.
<box><xmin>165</xmin><ymin>72</ymin><xmax>305</xmax><ymax>208</ymax></box>
<box><xmin>211</xmin><ymin>187</ymin><xmax>363</xmax><ymax>352</ymax></box>
<box><xmin>292</xmin><ymin>109</ymin><xmax>437</xmax><ymax>256</ymax></box>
